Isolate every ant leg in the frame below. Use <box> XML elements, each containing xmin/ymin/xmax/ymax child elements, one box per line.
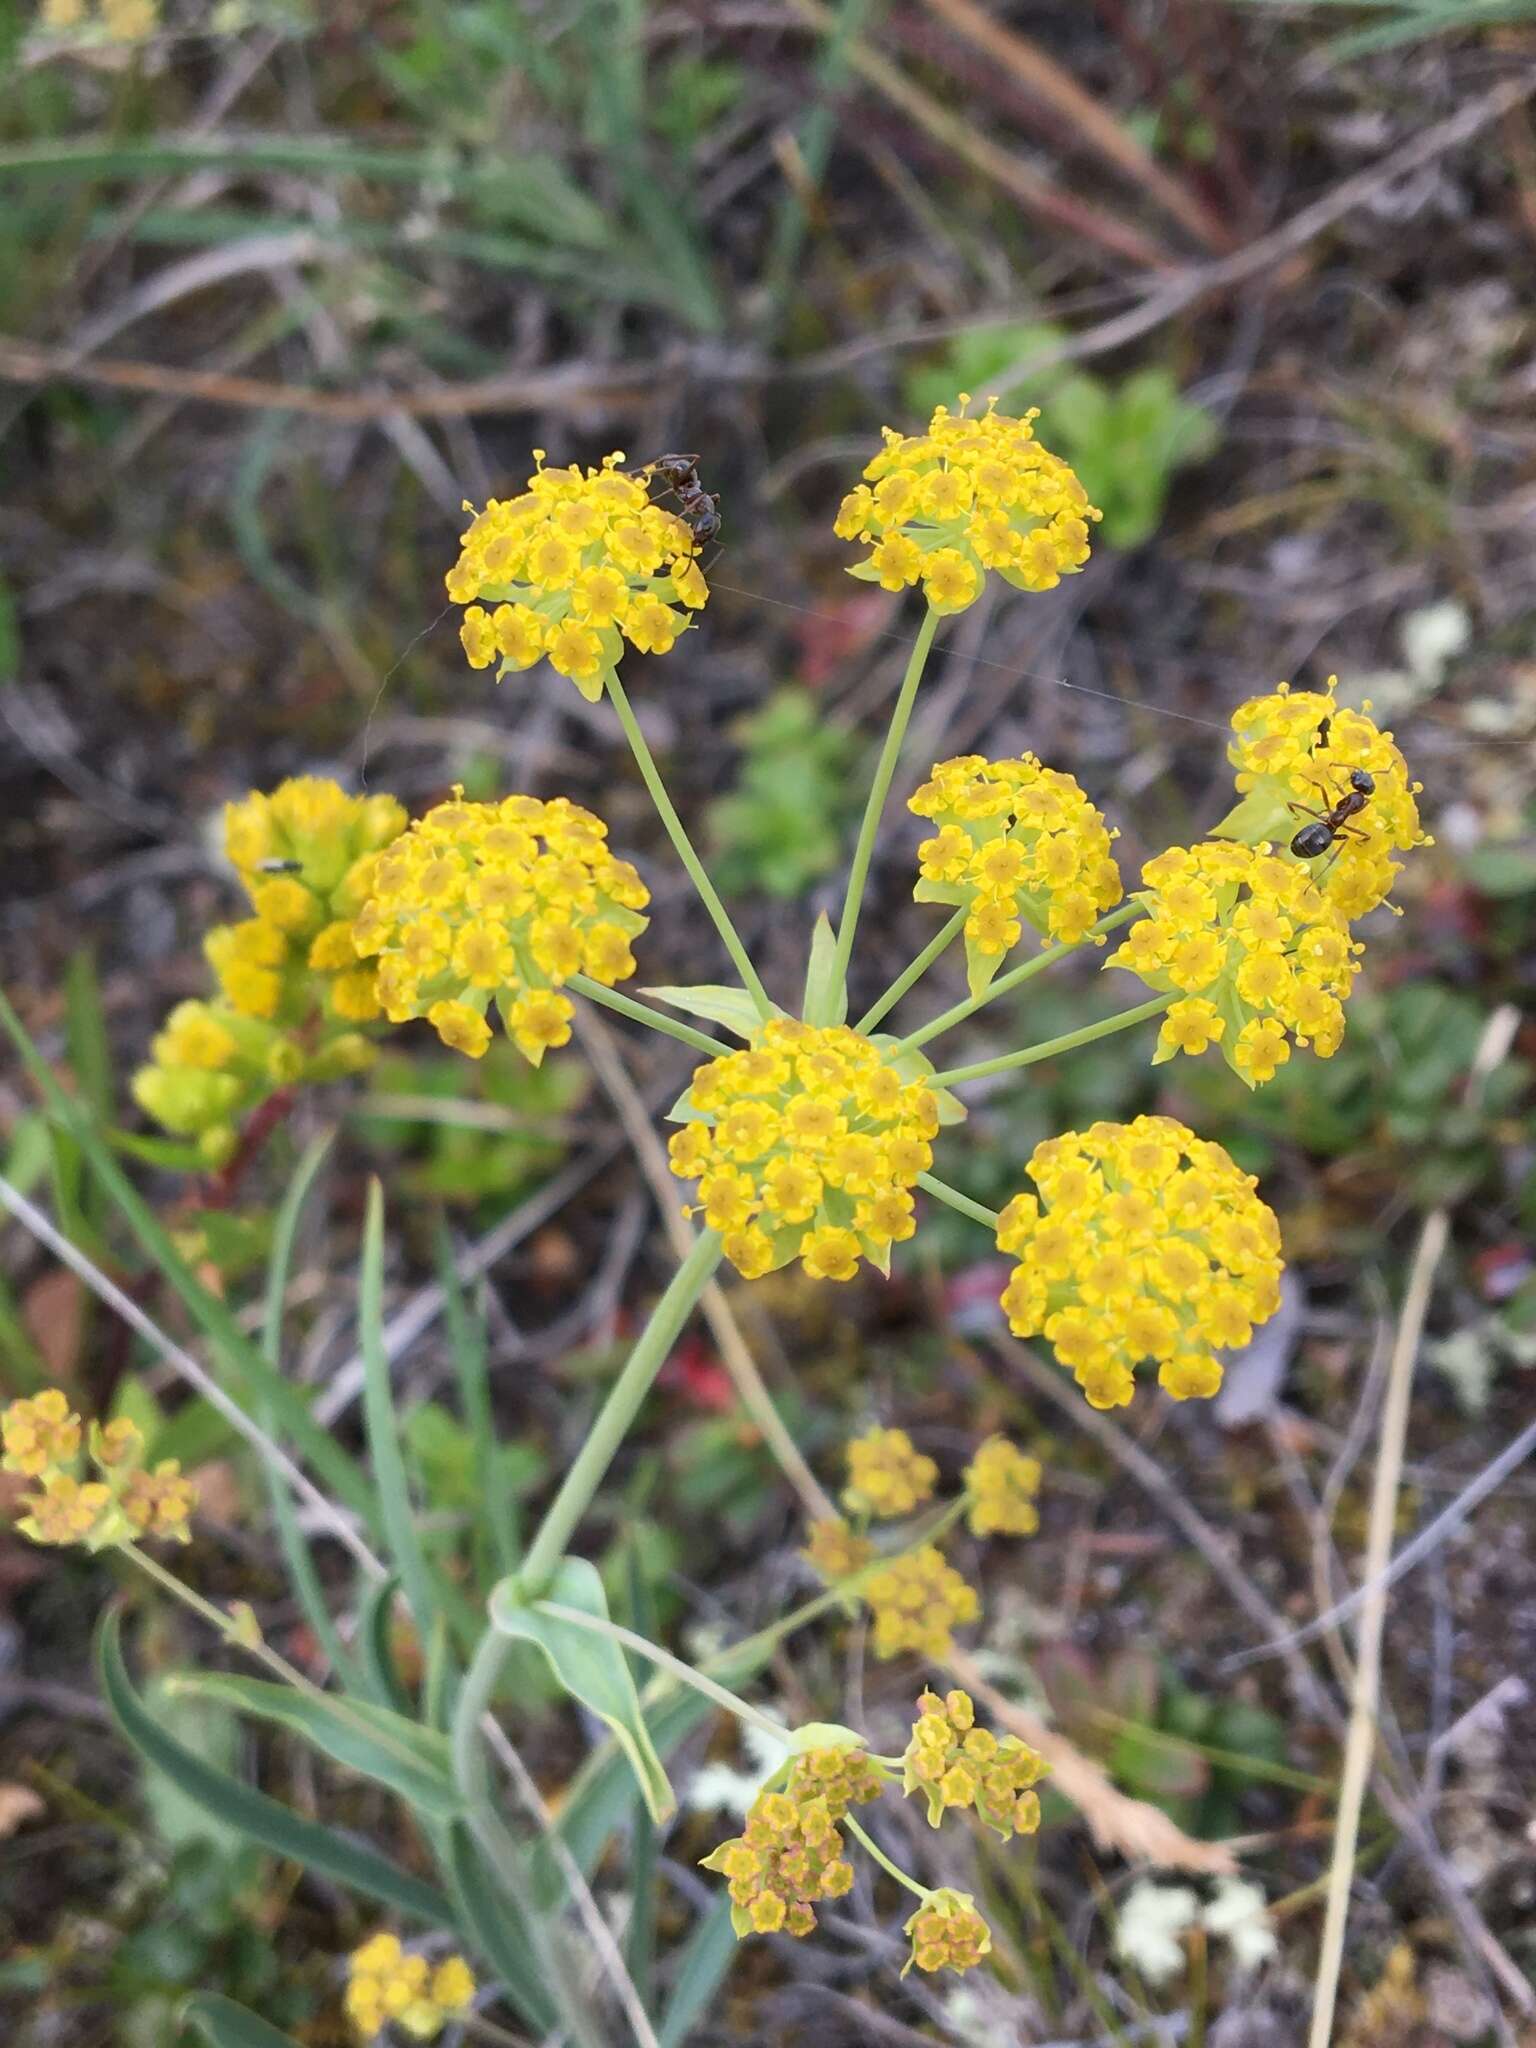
<box><xmin>1287</xmin><ymin>801</ymin><xmax>1328</xmax><ymax>822</ymax></box>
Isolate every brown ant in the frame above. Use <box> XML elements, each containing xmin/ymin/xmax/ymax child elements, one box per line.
<box><xmin>640</xmin><ymin>452</ymin><xmax>721</xmax><ymax>553</ymax></box>
<box><xmin>1289</xmin><ymin>765</ymin><xmax>1374</xmax><ymax>860</ymax></box>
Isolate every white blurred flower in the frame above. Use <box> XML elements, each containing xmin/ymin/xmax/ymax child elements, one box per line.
<box><xmin>1201</xmin><ymin>1877</ymin><xmax>1277</xmax><ymax>1972</ymax></box>
<box><xmin>1115</xmin><ymin>1881</ymin><xmax>1199</xmax><ymax>1984</ymax></box>
<box><xmin>681</xmin><ymin>1718</ymin><xmax>791</xmax><ymax>1818</ymax></box>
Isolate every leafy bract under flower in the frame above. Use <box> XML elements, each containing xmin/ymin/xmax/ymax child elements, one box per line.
<box><xmin>996</xmin><ymin>1115</ymin><xmax>1284</xmax><ymax>1410</ymax></box>
<box><xmin>909</xmin><ymin>752</ymin><xmax>1121</xmax><ymax>994</ymax></box>
<box><xmin>355</xmin><ymin>790</ymin><xmax>648</xmax><ymax>1065</ymax></box>
<box><xmin>447</xmin><ymin>452</ymin><xmax>708</xmax><ymax>699</ymax></box>
<box><xmin>1215</xmin><ymin>677</ymin><xmax>1429</xmax><ymax>917</ymax></box>
<box><xmin>837</xmin><ymin>396</ymin><xmax>1097</xmax><ymax>610</ymax></box>
<box><xmin>667</xmin><ymin>1021</ymin><xmax>942</xmax><ymax>1281</ymax></box>
<box><xmin>1107</xmin><ymin>840</ymin><xmax>1362</xmax><ymax>1086</ymax></box>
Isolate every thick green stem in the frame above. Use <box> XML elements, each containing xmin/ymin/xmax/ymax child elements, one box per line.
<box><xmin>567</xmin><ymin>974</ymin><xmax>724</xmax><ymax>1057</ymax></box>
<box><xmin>833</xmin><ymin>606</ymin><xmax>941</xmax><ymax>990</ymax></box>
<box><xmin>534</xmin><ymin>1601</ymin><xmax>786</xmax><ymax>1742</ymax></box>
<box><xmin>520</xmin><ymin>1230</ymin><xmax>724</xmax><ymax>1596</ymax></box>
<box><xmin>604</xmin><ymin>670</ymin><xmax>773</xmax><ymax>1020</ymax></box>
<box><xmin>855</xmin><ymin>906</ymin><xmax>966</xmax><ymax>1034</ymax></box>
<box><xmin>916</xmin><ymin>1172</ymin><xmax>1000</xmax><ymax>1232</ymax></box>
<box><xmin>845</xmin><ymin>1813</ymin><xmax>932</xmax><ymax>1900</ymax></box>
<box><xmin>898</xmin><ymin>901</ymin><xmax>1142</xmax><ymax>1053</ymax></box>
<box><xmin>929</xmin><ymin>994</ymin><xmax>1174</xmax><ymax>1088</ymax></box>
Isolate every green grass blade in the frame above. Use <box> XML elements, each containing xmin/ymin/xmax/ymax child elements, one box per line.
<box><xmin>99</xmin><ymin>1611</ymin><xmax>453</xmax><ymax>1926</ymax></box>
<box><xmin>442</xmin><ymin>1823</ymin><xmax>560</xmax><ymax>2036</ymax></box>
<box><xmin>182</xmin><ymin>1994</ymin><xmax>303</xmax><ymax>2048</ymax></box>
<box><xmin>361</xmin><ymin>1181</ymin><xmax>437</xmax><ymax>1643</ymax></box>
<box><xmin>357</xmin><ymin>1572</ymin><xmax>413</xmax><ymax>1715</ymax></box>
<box><xmin>435</xmin><ymin>1219</ymin><xmax>520</xmax><ymax>1583</ymax></box>
<box><xmin>259</xmin><ymin>1134</ymin><xmax>354</xmax><ymax>1683</ymax></box>
<box><xmin>0</xmin><ymin>988</ymin><xmax>378</xmax><ymax>1528</ymax></box>
<box><xmin>657</xmin><ymin>1895</ymin><xmax>738</xmax><ymax>2048</ymax></box>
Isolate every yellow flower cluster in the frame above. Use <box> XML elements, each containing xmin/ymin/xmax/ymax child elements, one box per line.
<box><xmin>2</xmin><ymin>1392</ymin><xmax>196</xmax><ymax>1550</ymax></box>
<box><xmin>667</xmin><ymin>1022</ymin><xmax>941</xmax><ymax>1281</ymax></box>
<box><xmin>1217</xmin><ymin>678</ymin><xmax>1429</xmax><ymax>917</ymax></box>
<box><xmin>41</xmin><ymin>0</ymin><xmax>156</xmax><ymax>39</ymax></box>
<box><xmin>801</xmin><ymin>1516</ymin><xmax>875</xmax><ymax>1580</ymax></box>
<box><xmin>842</xmin><ymin>1426</ymin><xmax>937</xmax><ymax>1518</ymax></box>
<box><xmin>836</xmin><ymin>396</ymin><xmax>1096</xmax><ymax>611</ymax></box>
<box><xmin>352</xmin><ymin>791</ymin><xmax>648</xmax><ymax>1065</ymax></box>
<box><xmin>447</xmin><ymin>452</ymin><xmax>709</xmax><ymax>699</ymax></box>
<box><xmin>964</xmin><ymin>1437</ymin><xmax>1042</xmax><ymax>1537</ymax></box>
<box><xmin>910</xmin><ymin>753</ymin><xmax>1122</xmax><ymax>990</ymax></box>
<box><xmin>903</xmin><ymin>1688</ymin><xmax>1046</xmax><ymax>1838</ymax></box>
<box><xmin>344</xmin><ymin>1934</ymin><xmax>474</xmax><ymax>2041</ymax></box>
<box><xmin>903</xmin><ymin>1889</ymin><xmax>993</xmax><ymax>1977</ymax></box>
<box><xmin>1109</xmin><ymin>841</ymin><xmax>1362</xmax><ymax>1086</ymax></box>
<box><xmin>997</xmin><ymin>1117</ymin><xmax>1284</xmax><ymax>1410</ymax></box>
<box><xmin>864</xmin><ymin>1545</ymin><xmax>980</xmax><ymax>1662</ymax></box>
<box><xmin>132</xmin><ymin>778</ymin><xmax>405</xmax><ymax>1164</ymax></box>
<box><xmin>701</xmin><ymin>1751</ymin><xmax>876</xmax><ymax>1938</ymax></box>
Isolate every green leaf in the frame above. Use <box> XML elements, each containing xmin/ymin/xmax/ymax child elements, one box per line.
<box><xmin>490</xmin><ymin>1560</ymin><xmax>675</xmax><ymax>1822</ymax></box>
<box><xmin>443</xmin><ymin>1823</ymin><xmax>560</xmax><ymax>2037</ymax></box>
<box><xmin>357</xmin><ymin>1572</ymin><xmax>414</xmax><ymax>1715</ymax></box>
<box><xmin>361</xmin><ymin>1181</ymin><xmax>438</xmax><ymax>1639</ymax></box>
<box><xmin>98</xmin><ymin>1612</ymin><xmax>453</xmax><ymax>1928</ymax></box>
<box><xmin>658</xmin><ymin>1894</ymin><xmax>739</xmax><ymax>2047</ymax></box>
<box><xmin>437</xmin><ymin>1222</ymin><xmax>521</xmax><ymax>1581</ymax></box>
<box><xmin>182</xmin><ymin>1994</ymin><xmax>304</xmax><ymax>2048</ymax></box>
<box><xmin>164</xmin><ymin>1672</ymin><xmax>462</xmax><ymax>1818</ymax></box>
<box><xmin>800</xmin><ymin>911</ymin><xmax>848</xmax><ymax>1027</ymax></box>
<box><xmin>641</xmin><ymin>984</ymin><xmax>776</xmax><ymax>1037</ymax></box>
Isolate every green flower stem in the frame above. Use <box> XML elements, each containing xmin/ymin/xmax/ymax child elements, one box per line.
<box><xmin>534</xmin><ymin>1600</ymin><xmax>787</xmax><ymax>1744</ymax></box>
<box><xmin>844</xmin><ymin>1813</ymin><xmax>931</xmax><ymax>1901</ymax></box>
<box><xmin>854</xmin><ymin>907</ymin><xmax>967</xmax><ymax>1034</ymax></box>
<box><xmin>928</xmin><ymin>993</ymin><xmax>1174</xmax><ymax>1089</ymax></box>
<box><xmin>519</xmin><ymin>1229</ymin><xmax>725</xmax><ymax>1598</ymax></box>
<box><xmin>897</xmin><ymin>900</ymin><xmax>1143</xmax><ymax>1053</ymax></box>
<box><xmin>567</xmin><ymin>974</ymin><xmax>724</xmax><ymax>1057</ymax></box>
<box><xmin>916</xmin><ymin>1172</ymin><xmax>1000</xmax><ymax>1233</ymax></box>
<box><xmin>833</xmin><ymin>605</ymin><xmax>942</xmax><ymax>991</ymax></box>
<box><xmin>603</xmin><ymin>670</ymin><xmax>774</xmax><ymax>1021</ymax></box>
<box><xmin>122</xmin><ymin>1543</ymin><xmax>323</xmax><ymax>1698</ymax></box>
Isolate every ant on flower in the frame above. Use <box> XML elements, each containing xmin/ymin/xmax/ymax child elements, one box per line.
<box><xmin>639</xmin><ymin>452</ymin><xmax>722</xmax><ymax>554</ymax></box>
<box><xmin>1289</xmin><ymin>764</ymin><xmax>1375</xmax><ymax>860</ymax></box>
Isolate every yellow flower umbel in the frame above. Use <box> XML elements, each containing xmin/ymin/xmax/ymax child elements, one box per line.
<box><xmin>132</xmin><ymin>777</ymin><xmax>405</xmax><ymax>1164</ymax></box>
<box><xmin>447</xmin><ymin>452</ymin><xmax>709</xmax><ymax>699</ymax></box>
<box><xmin>837</xmin><ymin>396</ymin><xmax>1096</xmax><ymax>610</ymax></box>
<box><xmin>701</xmin><ymin>1746</ymin><xmax>881</xmax><ymax>1940</ymax></box>
<box><xmin>1107</xmin><ymin>840</ymin><xmax>1362</xmax><ymax>1086</ymax></box>
<box><xmin>903</xmin><ymin>1688</ymin><xmax>1046</xmax><ymax>1838</ymax></box>
<box><xmin>344</xmin><ymin>1933</ymin><xmax>475</xmax><ymax>2041</ymax></box>
<box><xmin>903</xmin><ymin>1889</ymin><xmax>993</xmax><ymax>1976</ymax></box>
<box><xmin>354</xmin><ymin>791</ymin><xmax>649</xmax><ymax>1065</ymax></box>
<box><xmin>2</xmin><ymin>1394</ymin><xmax>196</xmax><ymax>1550</ymax></box>
<box><xmin>964</xmin><ymin>1437</ymin><xmax>1041</xmax><ymax>1537</ymax></box>
<box><xmin>1215</xmin><ymin>678</ymin><xmax>1429</xmax><ymax>918</ymax></box>
<box><xmin>864</xmin><ymin>1545</ymin><xmax>980</xmax><ymax>1662</ymax></box>
<box><xmin>842</xmin><ymin>1426</ymin><xmax>938</xmax><ymax>1518</ymax></box>
<box><xmin>801</xmin><ymin>1516</ymin><xmax>875</xmax><ymax>1581</ymax></box>
<box><xmin>667</xmin><ymin>1021</ymin><xmax>943</xmax><ymax>1281</ymax></box>
<box><xmin>909</xmin><ymin>753</ymin><xmax>1122</xmax><ymax>993</ymax></box>
<box><xmin>997</xmin><ymin>1116</ymin><xmax>1284</xmax><ymax>1410</ymax></box>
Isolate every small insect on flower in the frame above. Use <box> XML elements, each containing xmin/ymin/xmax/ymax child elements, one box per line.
<box><xmin>1288</xmin><ymin>767</ymin><xmax>1375</xmax><ymax>862</ymax></box>
<box><xmin>640</xmin><ymin>452</ymin><xmax>723</xmax><ymax>554</ymax></box>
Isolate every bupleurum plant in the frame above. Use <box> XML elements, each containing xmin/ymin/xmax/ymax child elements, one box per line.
<box><xmin>2</xmin><ymin>395</ymin><xmax>1429</xmax><ymax>2037</ymax></box>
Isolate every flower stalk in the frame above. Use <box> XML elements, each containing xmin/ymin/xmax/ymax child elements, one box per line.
<box><xmin>928</xmin><ymin>993</ymin><xmax>1174</xmax><ymax>1088</ymax></box>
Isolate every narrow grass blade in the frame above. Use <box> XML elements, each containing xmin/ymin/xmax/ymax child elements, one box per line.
<box><xmin>361</xmin><ymin>1181</ymin><xmax>437</xmax><ymax>1643</ymax></box>
<box><xmin>657</xmin><ymin>1895</ymin><xmax>738</xmax><ymax>2048</ymax></box>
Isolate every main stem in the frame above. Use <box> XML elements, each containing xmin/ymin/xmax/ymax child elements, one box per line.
<box><xmin>567</xmin><ymin>974</ymin><xmax>724</xmax><ymax>1057</ymax></box>
<box><xmin>898</xmin><ymin>901</ymin><xmax>1142</xmax><ymax>1053</ymax></box>
<box><xmin>928</xmin><ymin>993</ymin><xmax>1173</xmax><ymax>1088</ymax></box>
<box><xmin>604</xmin><ymin>670</ymin><xmax>774</xmax><ymax>1021</ymax></box>
<box><xmin>833</xmin><ymin>605</ymin><xmax>941</xmax><ymax>991</ymax></box>
<box><xmin>519</xmin><ymin>1229</ymin><xmax>724</xmax><ymax>1596</ymax></box>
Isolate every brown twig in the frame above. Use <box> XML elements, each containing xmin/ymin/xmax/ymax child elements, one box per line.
<box><xmin>917</xmin><ymin>0</ymin><xmax>1233</xmax><ymax>250</ymax></box>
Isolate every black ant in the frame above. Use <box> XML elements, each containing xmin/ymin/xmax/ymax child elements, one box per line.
<box><xmin>1289</xmin><ymin>766</ymin><xmax>1374</xmax><ymax>860</ymax></box>
<box><xmin>640</xmin><ymin>452</ymin><xmax>721</xmax><ymax>554</ymax></box>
